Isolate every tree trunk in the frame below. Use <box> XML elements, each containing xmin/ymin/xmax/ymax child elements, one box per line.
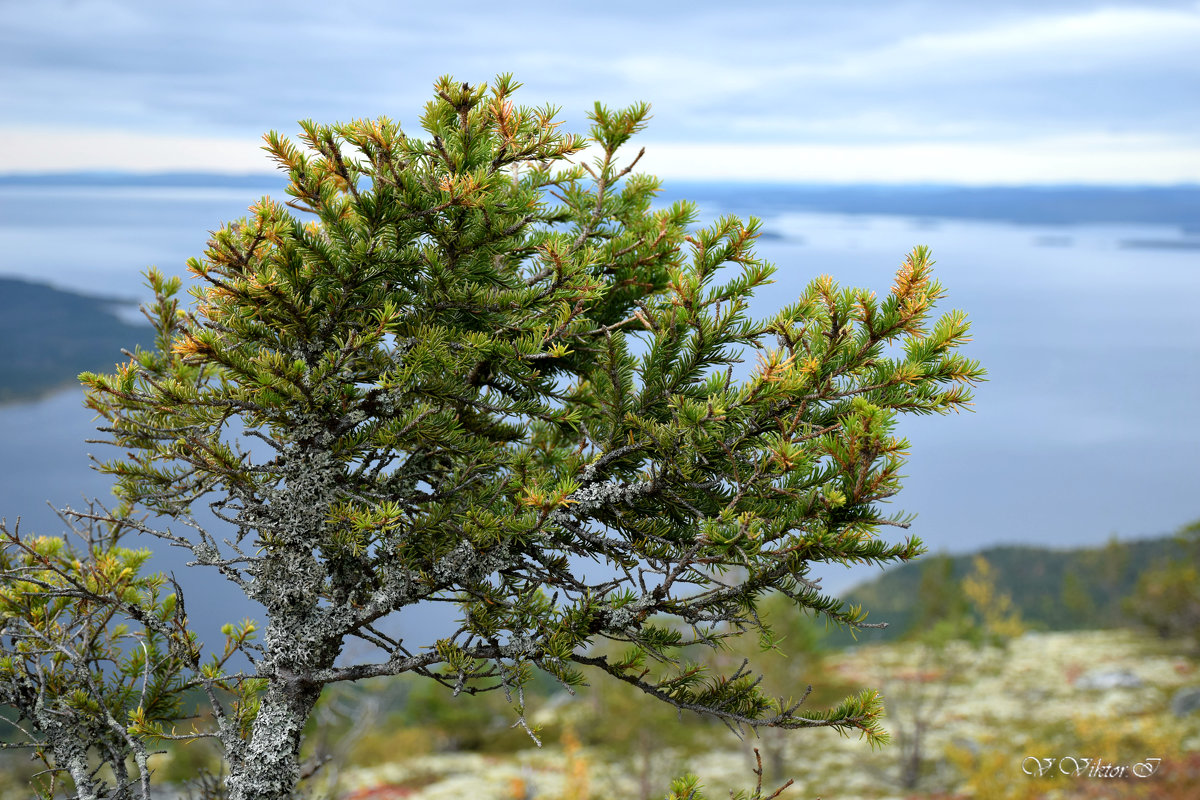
<box><xmin>227</xmin><ymin>677</ymin><xmax>324</xmax><ymax>800</ymax></box>
<box><xmin>61</xmin><ymin>749</ymin><xmax>100</xmax><ymax>800</ymax></box>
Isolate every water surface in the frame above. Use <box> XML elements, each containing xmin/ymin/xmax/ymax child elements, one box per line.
<box><xmin>2</xmin><ymin>182</ymin><xmax>1197</xmax><ymax>641</ymax></box>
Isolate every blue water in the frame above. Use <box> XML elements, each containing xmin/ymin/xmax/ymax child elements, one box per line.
<box><xmin>1</xmin><ymin>182</ymin><xmax>1198</xmax><ymax>647</ymax></box>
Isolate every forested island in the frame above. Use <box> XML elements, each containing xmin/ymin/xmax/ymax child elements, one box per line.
<box><xmin>0</xmin><ymin>277</ymin><xmax>154</xmax><ymax>404</ymax></box>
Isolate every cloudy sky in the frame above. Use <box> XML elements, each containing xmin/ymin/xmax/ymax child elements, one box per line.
<box><xmin>2</xmin><ymin>0</ymin><xmax>1199</xmax><ymax>183</ymax></box>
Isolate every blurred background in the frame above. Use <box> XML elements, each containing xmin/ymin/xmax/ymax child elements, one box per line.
<box><xmin>1</xmin><ymin>1</ymin><xmax>1198</xmax><ymax>797</ymax></box>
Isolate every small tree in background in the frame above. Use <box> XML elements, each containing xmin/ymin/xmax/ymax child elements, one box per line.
<box><xmin>715</xmin><ymin>593</ymin><xmax>841</xmax><ymax>786</ymax></box>
<box><xmin>910</xmin><ymin>553</ymin><xmax>972</xmax><ymax>642</ymax></box>
<box><xmin>960</xmin><ymin>556</ymin><xmax>1024</xmax><ymax>646</ymax></box>
<box><xmin>882</xmin><ymin>554</ymin><xmax>1024</xmax><ymax>792</ymax></box>
<box><xmin>5</xmin><ymin>75</ymin><xmax>982</xmax><ymax>800</ymax></box>
<box><xmin>1125</xmin><ymin>520</ymin><xmax>1200</xmax><ymax>642</ymax></box>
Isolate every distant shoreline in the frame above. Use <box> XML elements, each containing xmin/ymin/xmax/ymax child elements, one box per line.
<box><xmin>0</xmin><ymin>171</ymin><xmax>283</xmax><ymax>188</ymax></box>
<box><xmin>0</xmin><ymin>277</ymin><xmax>154</xmax><ymax>406</ymax></box>
<box><xmin>1</xmin><ymin>172</ymin><xmax>1198</xmax><ymax>227</ymax></box>
<box><xmin>0</xmin><ymin>381</ymin><xmax>89</xmax><ymax>409</ymax></box>
<box><xmin>3</xmin><ymin>170</ymin><xmax>1199</xmax><ymax>190</ymax></box>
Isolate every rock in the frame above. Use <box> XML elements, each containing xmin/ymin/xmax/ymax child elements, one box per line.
<box><xmin>1075</xmin><ymin>669</ymin><xmax>1144</xmax><ymax>690</ymax></box>
<box><xmin>1170</xmin><ymin>686</ymin><xmax>1200</xmax><ymax>717</ymax></box>
<box><xmin>951</xmin><ymin>736</ymin><xmax>981</xmax><ymax>756</ymax></box>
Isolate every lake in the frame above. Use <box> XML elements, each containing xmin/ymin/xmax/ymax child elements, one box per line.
<box><xmin>1</xmin><ymin>179</ymin><xmax>1198</xmax><ymax>647</ymax></box>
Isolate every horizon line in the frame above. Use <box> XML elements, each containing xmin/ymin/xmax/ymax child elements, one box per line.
<box><xmin>2</xmin><ymin>170</ymin><xmax>1199</xmax><ymax>192</ymax></box>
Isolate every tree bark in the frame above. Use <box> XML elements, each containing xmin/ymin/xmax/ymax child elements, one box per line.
<box><xmin>227</xmin><ymin>677</ymin><xmax>324</xmax><ymax>800</ymax></box>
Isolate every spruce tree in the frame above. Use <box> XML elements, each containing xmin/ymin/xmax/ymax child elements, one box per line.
<box><xmin>8</xmin><ymin>75</ymin><xmax>982</xmax><ymax>799</ymax></box>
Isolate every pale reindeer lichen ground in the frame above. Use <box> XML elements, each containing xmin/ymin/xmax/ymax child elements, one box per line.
<box><xmin>338</xmin><ymin>630</ymin><xmax>1199</xmax><ymax>799</ymax></box>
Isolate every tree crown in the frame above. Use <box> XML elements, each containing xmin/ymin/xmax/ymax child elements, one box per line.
<box><xmin>50</xmin><ymin>74</ymin><xmax>983</xmax><ymax>796</ymax></box>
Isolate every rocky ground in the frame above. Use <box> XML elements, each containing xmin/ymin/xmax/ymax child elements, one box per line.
<box><xmin>338</xmin><ymin>630</ymin><xmax>1200</xmax><ymax>800</ymax></box>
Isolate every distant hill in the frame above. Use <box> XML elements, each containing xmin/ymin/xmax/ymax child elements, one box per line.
<box><xmin>831</xmin><ymin>535</ymin><xmax>1191</xmax><ymax>646</ymax></box>
<box><xmin>0</xmin><ymin>277</ymin><xmax>155</xmax><ymax>404</ymax></box>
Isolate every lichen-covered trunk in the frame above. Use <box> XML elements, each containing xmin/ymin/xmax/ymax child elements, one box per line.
<box><xmin>40</xmin><ymin>721</ymin><xmax>101</xmax><ymax>800</ymax></box>
<box><xmin>60</xmin><ymin>748</ymin><xmax>101</xmax><ymax>800</ymax></box>
<box><xmin>224</xmin><ymin>433</ymin><xmax>354</xmax><ymax>799</ymax></box>
<box><xmin>225</xmin><ymin>604</ymin><xmax>343</xmax><ymax>800</ymax></box>
<box><xmin>226</xmin><ymin>676</ymin><xmax>324</xmax><ymax>800</ymax></box>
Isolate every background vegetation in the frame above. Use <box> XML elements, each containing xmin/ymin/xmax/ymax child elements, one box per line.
<box><xmin>5</xmin><ymin>523</ymin><xmax>1191</xmax><ymax>798</ymax></box>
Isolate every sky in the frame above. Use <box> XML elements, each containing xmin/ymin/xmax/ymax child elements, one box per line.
<box><xmin>2</xmin><ymin>0</ymin><xmax>1199</xmax><ymax>183</ymax></box>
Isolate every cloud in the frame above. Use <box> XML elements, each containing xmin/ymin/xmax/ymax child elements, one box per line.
<box><xmin>0</xmin><ymin>126</ymin><xmax>268</xmax><ymax>173</ymax></box>
<box><xmin>2</xmin><ymin>1</ymin><xmax>1198</xmax><ymax>181</ymax></box>
<box><xmin>604</xmin><ymin>5</ymin><xmax>1200</xmax><ymax>138</ymax></box>
<box><xmin>4</xmin><ymin>125</ymin><xmax>1196</xmax><ymax>186</ymax></box>
<box><xmin>609</xmin><ymin>134</ymin><xmax>1200</xmax><ymax>185</ymax></box>
<box><xmin>812</xmin><ymin>6</ymin><xmax>1200</xmax><ymax>81</ymax></box>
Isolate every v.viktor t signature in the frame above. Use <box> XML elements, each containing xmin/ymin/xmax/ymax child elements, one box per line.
<box><xmin>1023</xmin><ymin>756</ymin><xmax>1162</xmax><ymax>779</ymax></box>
